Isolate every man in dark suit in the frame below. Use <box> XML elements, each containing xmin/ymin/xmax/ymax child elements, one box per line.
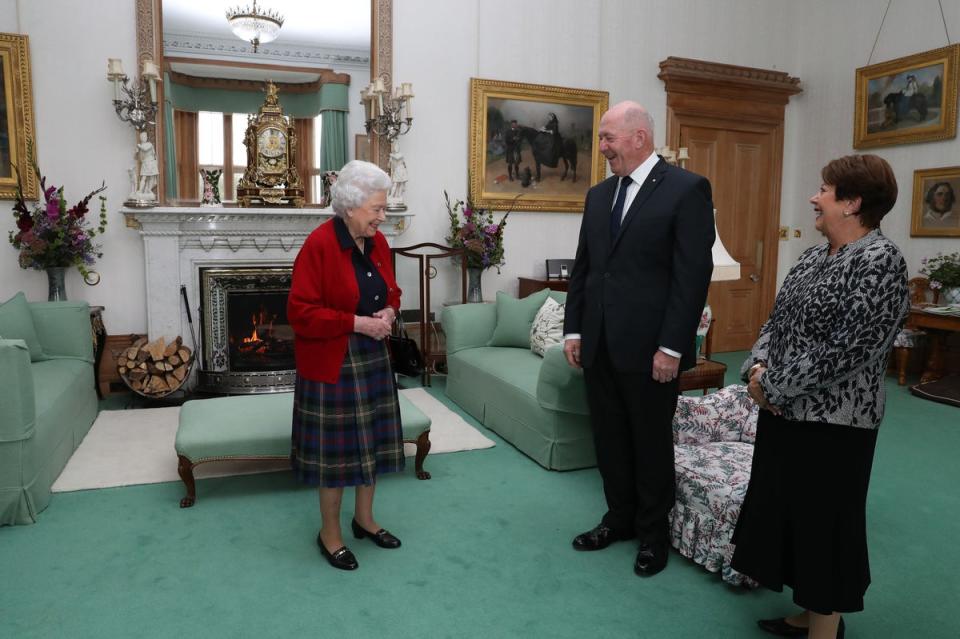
<box><xmin>563</xmin><ymin>100</ymin><xmax>714</xmax><ymax>576</ymax></box>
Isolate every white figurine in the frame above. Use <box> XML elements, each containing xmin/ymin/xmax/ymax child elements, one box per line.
<box><xmin>388</xmin><ymin>141</ymin><xmax>408</xmax><ymax>207</ymax></box>
<box><xmin>135</xmin><ymin>131</ymin><xmax>158</xmax><ymax>200</ymax></box>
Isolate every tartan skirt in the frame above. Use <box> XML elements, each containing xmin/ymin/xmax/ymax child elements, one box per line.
<box><xmin>291</xmin><ymin>334</ymin><xmax>405</xmax><ymax>487</ymax></box>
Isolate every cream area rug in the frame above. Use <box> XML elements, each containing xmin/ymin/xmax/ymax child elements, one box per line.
<box><xmin>51</xmin><ymin>388</ymin><xmax>494</xmax><ymax>493</ymax></box>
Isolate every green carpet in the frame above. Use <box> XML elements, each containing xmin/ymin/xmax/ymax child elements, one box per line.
<box><xmin>1</xmin><ymin>355</ymin><xmax>957</xmax><ymax>638</ymax></box>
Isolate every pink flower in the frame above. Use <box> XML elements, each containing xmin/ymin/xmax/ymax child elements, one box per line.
<box><xmin>463</xmin><ymin>208</ymin><xmax>474</xmax><ymax>218</ymax></box>
<box><xmin>485</xmin><ymin>224</ymin><xmax>499</xmax><ymax>234</ymax></box>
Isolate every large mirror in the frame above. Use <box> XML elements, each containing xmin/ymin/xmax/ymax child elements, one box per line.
<box><xmin>136</xmin><ymin>0</ymin><xmax>392</xmax><ymax>205</ymax></box>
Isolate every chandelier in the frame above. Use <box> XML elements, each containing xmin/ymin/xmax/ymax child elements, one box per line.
<box><xmin>226</xmin><ymin>0</ymin><xmax>284</xmax><ymax>53</ymax></box>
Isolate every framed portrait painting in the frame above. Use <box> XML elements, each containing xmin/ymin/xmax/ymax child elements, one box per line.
<box><xmin>0</xmin><ymin>33</ymin><xmax>37</xmax><ymax>200</ymax></box>
<box><xmin>469</xmin><ymin>78</ymin><xmax>608</xmax><ymax>212</ymax></box>
<box><xmin>911</xmin><ymin>165</ymin><xmax>960</xmax><ymax>237</ymax></box>
<box><xmin>853</xmin><ymin>44</ymin><xmax>959</xmax><ymax>149</ymax></box>
<box><xmin>355</xmin><ymin>133</ymin><xmax>371</xmax><ymax>162</ymax></box>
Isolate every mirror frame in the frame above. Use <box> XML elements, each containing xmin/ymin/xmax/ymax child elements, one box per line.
<box><xmin>135</xmin><ymin>0</ymin><xmax>392</xmax><ymax>205</ymax></box>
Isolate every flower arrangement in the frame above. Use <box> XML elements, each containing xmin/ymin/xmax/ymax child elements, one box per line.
<box><xmin>919</xmin><ymin>251</ymin><xmax>960</xmax><ymax>290</ymax></box>
<box><xmin>8</xmin><ymin>147</ymin><xmax>107</xmax><ymax>282</ymax></box>
<box><xmin>444</xmin><ymin>191</ymin><xmax>515</xmax><ymax>271</ymax></box>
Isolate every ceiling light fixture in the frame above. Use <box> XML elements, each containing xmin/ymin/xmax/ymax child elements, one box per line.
<box><xmin>226</xmin><ymin>0</ymin><xmax>284</xmax><ymax>53</ymax></box>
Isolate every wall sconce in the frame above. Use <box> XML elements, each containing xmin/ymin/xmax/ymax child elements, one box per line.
<box><xmin>107</xmin><ymin>57</ymin><xmax>161</xmax><ymax>207</ymax></box>
<box><xmin>360</xmin><ymin>74</ymin><xmax>413</xmax><ymax>211</ymax></box>
<box><xmin>657</xmin><ymin>145</ymin><xmax>689</xmax><ymax>169</ymax></box>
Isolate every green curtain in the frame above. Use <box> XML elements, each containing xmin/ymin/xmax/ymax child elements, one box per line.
<box><xmin>320</xmin><ymin>110</ymin><xmax>347</xmax><ymax>174</ymax></box>
<box><xmin>163</xmin><ymin>74</ymin><xmax>178</xmax><ymax>199</ymax></box>
<box><xmin>166</xmin><ymin>77</ymin><xmax>349</xmax><ymax>118</ymax></box>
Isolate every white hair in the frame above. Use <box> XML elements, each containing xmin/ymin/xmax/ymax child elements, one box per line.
<box><xmin>330</xmin><ymin>160</ymin><xmax>391</xmax><ymax>218</ymax></box>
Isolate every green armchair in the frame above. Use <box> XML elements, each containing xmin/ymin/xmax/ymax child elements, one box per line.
<box><xmin>0</xmin><ymin>293</ymin><xmax>99</xmax><ymax>525</ymax></box>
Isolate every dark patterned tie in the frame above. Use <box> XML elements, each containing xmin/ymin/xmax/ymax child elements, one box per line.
<box><xmin>609</xmin><ymin>176</ymin><xmax>633</xmax><ymax>242</ymax></box>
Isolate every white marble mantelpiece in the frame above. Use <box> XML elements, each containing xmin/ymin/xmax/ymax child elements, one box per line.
<box><xmin>124</xmin><ymin>205</ymin><xmax>411</xmax><ymax>343</ymax></box>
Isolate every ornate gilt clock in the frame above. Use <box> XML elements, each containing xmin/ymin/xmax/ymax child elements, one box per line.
<box><xmin>236</xmin><ymin>81</ymin><xmax>305</xmax><ymax>207</ymax></box>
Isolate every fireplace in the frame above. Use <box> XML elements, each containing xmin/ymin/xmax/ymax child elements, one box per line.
<box><xmin>197</xmin><ymin>265</ymin><xmax>295</xmax><ymax>394</ymax></box>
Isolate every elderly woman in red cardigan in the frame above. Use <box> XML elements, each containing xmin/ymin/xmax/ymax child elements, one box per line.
<box><xmin>287</xmin><ymin>160</ymin><xmax>404</xmax><ymax>571</ymax></box>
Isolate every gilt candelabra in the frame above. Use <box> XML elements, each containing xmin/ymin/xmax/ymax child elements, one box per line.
<box><xmin>361</xmin><ymin>74</ymin><xmax>414</xmax><ymax>211</ymax></box>
<box><xmin>107</xmin><ymin>58</ymin><xmax>161</xmax><ymax>206</ymax></box>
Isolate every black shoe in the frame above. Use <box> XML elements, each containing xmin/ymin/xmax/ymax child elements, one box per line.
<box><xmin>572</xmin><ymin>523</ymin><xmax>634</xmax><ymax>551</ymax></box>
<box><xmin>633</xmin><ymin>541</ymin><xmax>668</xmax><ymax>576</ymax></box>
<box><xmin>317</xmin><ymin>532</ymin><xmax>358</xmax><ymax>570</ymax></box>
<box><xmin>351</xmin><ymin>519</ymin><xmax>401</xmax><ymax>548</ymax></box>
<box><xmin>757</xmin><ymin>618</ymin><xmax>806</xmax><ymax>637</ymax></box>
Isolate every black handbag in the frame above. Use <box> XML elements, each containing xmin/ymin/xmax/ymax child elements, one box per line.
<box><xmin>387</xmin><ymin>316</ymin><xmax>424</xmax><ymax>377</ymax></box>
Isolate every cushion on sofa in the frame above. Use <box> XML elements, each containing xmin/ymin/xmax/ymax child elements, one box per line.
<box><xmin>0</xmin><ymin>292</ymin><xmax>44</xmax><ymax>362</ymax></box>
<box><xmin>487</xmin><ymin>289</ymin><xmax>549</xmax><ymax>348</ymax></box>
<box><xmin>530</xmin><ymin>297</ymin><xmax>565</xmax><ymax>357</ymax></box>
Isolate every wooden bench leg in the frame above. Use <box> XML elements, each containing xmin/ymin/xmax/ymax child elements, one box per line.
<box><xmin>177</xmin><ymin>454</ymin><xmax>197</xmax><ymax>508</ymax></box>
<box><xmin>414</xmin><ymin>431</ymin><xmax>431</xmax><ymax>480</ymax></box>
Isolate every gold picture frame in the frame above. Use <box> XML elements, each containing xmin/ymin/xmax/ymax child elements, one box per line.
<box><xmin>0</xmin><ymin>33</ymin><xmax>37</xmax><ymax>200</ymax></box>
<box><xmin>854</xmin><ymin>44</ymin><xmax>959</xmax><ymax>149</ymax></box>
<box><xmin>911</xmin><ymin>165</ymin><xmax>960</xmax><ymax>237</ymax></box>
<box><xmin>469</xmin><ymin>78</ymin><xmax>608</xmax><ymax>212</ymax></box>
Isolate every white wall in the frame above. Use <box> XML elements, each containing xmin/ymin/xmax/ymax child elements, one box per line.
<box><xmin>782</xmin><ymin>0</ymin><xmax>960</xmax><ymax>284</ymax></box>
<box><xmin>2</xmin><ymin>0</ymin><xmax>957</xmax><ymax>335</ymax></box>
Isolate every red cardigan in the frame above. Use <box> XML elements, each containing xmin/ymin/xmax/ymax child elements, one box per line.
<box><xmin>287</xmin><ymin>218</ymin><xmax>401</xmax><ymax>383</ymax></box>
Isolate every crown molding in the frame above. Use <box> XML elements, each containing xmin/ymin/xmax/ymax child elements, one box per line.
<box><xmin>163</xmin><ymin>33</ymin><xmax>370</xmax><ymax>72</ymax></box>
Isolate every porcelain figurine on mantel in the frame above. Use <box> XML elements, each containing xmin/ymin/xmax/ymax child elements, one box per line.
<box><xmin>127</xmin><ymin>131</ymin><xmax>158</xmax><ymax>207</ymax></box>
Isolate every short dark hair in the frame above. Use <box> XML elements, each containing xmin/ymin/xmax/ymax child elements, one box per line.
<box><xmin>821</xmin><ymin>154</ymin><xmax>898</xmax><ymax>229</ymax></box>
<box><xmin>925</xmin><ymin>181</ymin><xmax>956</xmax><ymax>211</ymax></box>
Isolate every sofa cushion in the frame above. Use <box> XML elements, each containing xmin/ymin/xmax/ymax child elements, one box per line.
<box><xmin>530</xmin><ymin>297</ymin><xmax>565</xmax><ymax>357</ymax></box>
<box><xmin>0</xmin><ymin>292</ymin><xmax>44</xmax><ymax>362</ymax></box>
<box><xmin>487</xmin><ymin>289</ymin><xmax>549</xmax><ymax>348</ymax></box>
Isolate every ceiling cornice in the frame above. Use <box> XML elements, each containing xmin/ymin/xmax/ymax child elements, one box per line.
<box><xmin>163</xmin><ymin>33</ymin><xmax>369</xmax><ymax>72</ymax></box>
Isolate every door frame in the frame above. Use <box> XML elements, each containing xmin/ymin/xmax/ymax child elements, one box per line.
<box><xmin>658</xmin><ymin>57</ymin><xmax>802</xmax><ymax>346</ymax></box>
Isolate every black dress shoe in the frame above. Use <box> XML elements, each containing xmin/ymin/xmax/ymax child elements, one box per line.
<box><xmin>633</xmin><ymin>542</ymin><xmax>668</xmax><ymax>576</ymax></box>
<box><xmin>317</xmin><ymin>532</ymin><xmax>358</xmax><ymax>570</ymax></box>
<box><xmin>757</xmin><ymin>618</ymin><xmax>807</xmax><ymax>637</ymax></box>
<box><xmin>757</xmin><ymin>615</ymin><xmax>843</xmax><ymax>638</ymax></box>
<box><xmin>572</xmin><ymin>523</ymin><xmax>634</xmax><ymax>551</ymax></box>
<box><xmin>351</xmin><ymin>519</ymin><xmax>401</xmax><ymax>548</ymax></box>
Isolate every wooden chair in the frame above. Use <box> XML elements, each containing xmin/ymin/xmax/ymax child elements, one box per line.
<box><xmin>390</xmin><ymin>243</ymin><xmax>467</xmax><ymax>386</ymax></box>
<box><xmin>678</xmin><ymin>316</ymin><xmax>727</xmax><ymax>395</ymax></box>
<box><xmin>893</xmin><ymin>277</ymin><xmax>937</xmax><ymax>385</ymax></box>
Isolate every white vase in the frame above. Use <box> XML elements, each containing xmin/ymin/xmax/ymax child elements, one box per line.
<box><xmin>940</xmin><ymin>286</ymin><xmax>960</xmax><ymax>305</ymax></box>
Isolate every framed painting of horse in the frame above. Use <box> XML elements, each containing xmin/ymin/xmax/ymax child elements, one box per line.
<box><xmin>469</xmin><ymin>78</ymin><xmax>608</xmax><ymax>212</ymax></box>
<box><xmin>854</xmin><ymin>44</ymin><xmax>959</xmax><ymax>149</ymax></box>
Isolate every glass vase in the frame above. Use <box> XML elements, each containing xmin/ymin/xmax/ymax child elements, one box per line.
<box><xmin>467</xmin><ymin>267</ymin><xmax>484</xmax><ymax>303</ymax></box>
<box><xmin>941</xmin><ymin>286</ymin><xmax>960</xmax><ymax>305</ymax></box>
<box><xmin>46</xmin><ymin>266</ymin><xmax>68</xmax><ymax>301</ymax></box>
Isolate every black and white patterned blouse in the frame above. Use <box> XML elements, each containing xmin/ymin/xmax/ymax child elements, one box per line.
<box><xmin>742</xmin><ymin>229</ymin><xmax>909</xmax><ymax>429</ymax></box>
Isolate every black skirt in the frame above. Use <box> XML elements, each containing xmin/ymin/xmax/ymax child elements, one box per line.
<box><xmin>731</xmin><ymin>410</ymin><xmax>879</xmax><ymax>614</ymax></box>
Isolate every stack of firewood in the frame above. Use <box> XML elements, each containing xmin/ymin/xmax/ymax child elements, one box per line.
<box><xmin>117</xmin><ymin>336</ymin><xmax>193</xmax><ymax>398</ymax></box>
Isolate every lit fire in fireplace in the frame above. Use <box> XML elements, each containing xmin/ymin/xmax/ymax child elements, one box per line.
<box><xmin>239</xmin><ymin>308</ymin><xmax>276</xmax><ymax>353</ymax></box>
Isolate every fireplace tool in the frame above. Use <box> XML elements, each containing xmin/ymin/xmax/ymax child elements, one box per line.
<box><xmin>180</xmin><ymin>285</ymin><xmax>199</xmax><ymax>353</ymax></box>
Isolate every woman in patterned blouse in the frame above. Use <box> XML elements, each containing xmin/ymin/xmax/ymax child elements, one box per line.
<box><xmin>731</xmin><ymin>155</ymin><xmax>909</xmax><ymax>639</ymax></box>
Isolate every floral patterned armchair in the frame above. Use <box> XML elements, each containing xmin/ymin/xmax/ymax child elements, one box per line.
<box><xmin>669</xmin><ymin>384</ymin><xmax>759</xmax><ymax>586</ymax></box>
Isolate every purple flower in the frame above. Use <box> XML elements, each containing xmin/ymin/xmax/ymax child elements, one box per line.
<box><xmin>485</xmin><ymin>224</ymin><xmax>498</xmax><ymax>234</ymax></box>
<box><xmin>463</xmin><ymin>208</ymin><xmax>473</xmax><ymax>218</ymax></box>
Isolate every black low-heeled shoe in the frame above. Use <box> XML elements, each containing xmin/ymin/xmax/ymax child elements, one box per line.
<box><xmin>351</xmin><ymin>518</ymin><xmax>401</xmax><ymax>548</ymax></box>
<box><xmin>757</xmin><ymin>616</ymin><xmax>844</xmax><ymax>638</ymax></box>
<box><xmin>317</xmin><ymin>532</ymin><xmax>358</xmax><ymax>570</ymax></box>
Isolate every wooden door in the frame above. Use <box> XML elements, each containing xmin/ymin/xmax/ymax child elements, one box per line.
<box><xmin>659</xmin><ymin>57</ymin><xmax>802</xmax><ymax>353</ymax></box>
<box><xmin>682</xmin><ymin>124</ymin><xmax>777</xmax><ymax>352</ymax></box>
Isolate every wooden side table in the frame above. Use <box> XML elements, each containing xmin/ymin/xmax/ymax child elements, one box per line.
<box><xmin>678</xmin><ymin>319</ymin><xmax>727</xmax><ymax>394</ymax></box>
<box><xmin>518</xmin><ymin>277</ymin><xmax>569</xmax><ymax>298</ymax></box>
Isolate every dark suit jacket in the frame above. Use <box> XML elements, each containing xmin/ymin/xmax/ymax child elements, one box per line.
<box><xmin>564</xmin><ymin>158</ymin><xmax>715</xmax><ymax>373</ymax></box>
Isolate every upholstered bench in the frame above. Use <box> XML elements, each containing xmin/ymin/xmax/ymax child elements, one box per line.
<box><xmin>175</xmin><ymin>392</ymin><xmax>432</xmax><ymax>508</ymax></box>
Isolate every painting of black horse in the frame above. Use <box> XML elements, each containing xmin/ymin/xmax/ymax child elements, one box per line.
<box><xmin>516</xmin><ymin>114</ymin><xmax>580</xmax><ymax>183</ymax></box>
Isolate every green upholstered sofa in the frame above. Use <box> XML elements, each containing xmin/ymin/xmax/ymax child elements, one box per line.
<box><xmin>441</xmin><ymin>290</ymin><xmax>595</xmax><ymax>470</ymax></box>
<box><xmin>0</xmin><ymin>293</ymin><xmax>98</xmax><ymax>525</ymax></box>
